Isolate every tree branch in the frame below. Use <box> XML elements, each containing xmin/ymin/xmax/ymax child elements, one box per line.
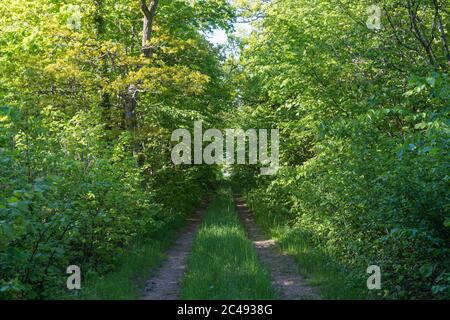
<box><xmin>433</xmin><ymin>0</ymin><xmax>450</xmax><ymax>68</ymax></box>
<box><xmin>141</xmin><ymin>0</ymin><xmax>159</xmax><ymax>58</ymax></box>
<box><xmin>407</xmin><ymin>0</ymin><xmax>438</xmax><ymax>68</ymax></box>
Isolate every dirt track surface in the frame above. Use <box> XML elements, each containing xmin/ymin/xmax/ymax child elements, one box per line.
<box><xmin>141</xmin><ymin>203</ymin><xmax>208</xmax><ymax>300</ymax></box>
<box><xmin>235</xmin><ymin>196</ymin><xmax>320</xmax><ymax>300</ymax></box>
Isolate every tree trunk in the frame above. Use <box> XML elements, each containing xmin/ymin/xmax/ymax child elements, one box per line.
<box><xmin>141</xmin><ymin>0</ymin><xmax>159</xmax><ymax>58</ymax></box>
<box><xmin>94</xmin><ymin>0</ymin><xmax>113</xmax><ymax>130</ymax></box>
<box><xmin>433</xmin><ymin>0</ymin><xmax>450</xmax><ymax>68</ymax></box>
<box><xmin>120</xmin><ymin>1</ymin><xmax>159</xmax><ymax>159</ymax></box>
<box><xmin>122</xmin><ymin>85</ymin><xmax>139</xmax><ymax>156</ymax></box>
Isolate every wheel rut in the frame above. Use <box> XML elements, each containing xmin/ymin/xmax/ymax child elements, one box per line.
<box><xmin>141</xmin><ymin>200</ymin><xmax>209</xmax><ymax>300</ymax></box>
<box><xmin>235</xmin><ymin>196</ymin><xmax>320</xmax><ymax>300</ymax></box>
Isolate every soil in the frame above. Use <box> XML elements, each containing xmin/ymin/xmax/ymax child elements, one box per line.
<box><xmin>141</xmin><ymin>201</ymin><xmax>208</xmax><ymax>300</ymax></box>
<box><xmin>235</xmin><ymin>196</ymin><xmax>320</xmax><ymax>300</ymax></box>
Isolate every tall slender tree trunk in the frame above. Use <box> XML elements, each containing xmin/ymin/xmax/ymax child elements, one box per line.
<box><xmin>122</xmin><ymin>86</ymin><xmax>139</xmax><ymax>156</ymax></box>
<box><xmin>121</xmin><ymin>1</ymin><xmax>159</xmax><ymax>158</ymax></box>
<box><xmin>141</xmin><ymin>0</ymin><xmax>159</xmax><ymax>58</ymax></box>
<box><xmin>94</xmin><ymin>0</ymin><xmax>113</xmax><ymax>130</ymax></box>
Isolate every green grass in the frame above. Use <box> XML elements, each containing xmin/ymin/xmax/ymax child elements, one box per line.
<box><xmin>271</xmin><ymin>225</ymin><xmax>372</xmax><ymax>299</ymax></box>
<box><xmin>80</xmin><ymin>240</ymin><xmax>170</xmax><ymax>300</ymax></box>
<box><xmin>247</xmin><ymin>198</ymin><xmax>374</xmax><ymax>300</ymax></box>
<box><xmin>79</xmin><ymin>217</ymin><xmax>187</xmax><ymax>300</ymax></box>
<box><xmin>180</xmin><ymin>189</ymin><xmax>275</xmax><ymax>300</ymax></box>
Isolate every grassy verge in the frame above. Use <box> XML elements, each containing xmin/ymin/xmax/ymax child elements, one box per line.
<box><xmin>270</xmin><ymin>225</ymin><xmax>371</xmax><ymax>299</ymax></box>
<box><xmin>246</xmin><ymin>195</ymin><xmax>374</xmax><ymax>300</ymax></box>
<box><xmin>180</xmin><ymin>189</ymin><xmax>275</xmax><ymax>300</ymax></box>
<box><xmin>79</xmin><ymin>216</ymin><xmax>187</xmax><ymax>300</ymax></box>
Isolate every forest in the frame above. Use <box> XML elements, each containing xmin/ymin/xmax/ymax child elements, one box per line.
<box><xmin>0</xmin><ymin>0</ymin><xmax>448</xmax><ymax>300</ymax></box>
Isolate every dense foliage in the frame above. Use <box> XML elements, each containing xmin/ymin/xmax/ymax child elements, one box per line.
<box><xmin>0</xmin><ymin>0</ymin><xmax>233</xmax><ymax>299</ymax></box>
<box><xmin>1</xmin><ymin>0</ymin><xmax>449</xmax><ymax>300</ymax></box>
<box><xmin>230</xmin><ymin>0</ymin><xmax>449</xmax><ymax>299</ymax></box>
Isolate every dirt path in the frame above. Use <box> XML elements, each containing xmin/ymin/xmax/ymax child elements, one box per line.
<box><xmin>235</xmin><ymin>196</ymin><xmax>320</xmax><ymax>300</ymax></box>
<box><xmin>141</xmin><ymin>201</ymin><xmax>208</xmax><ymax>300</ymax></box>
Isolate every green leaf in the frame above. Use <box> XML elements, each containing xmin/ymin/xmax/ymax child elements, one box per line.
<box><xmin>444</xmin><ymin>218</ymin><xmax>450</xmax><ymax>228</ymax></box>
<box><xmin>7</xmin><ymin>196</ymin><xmax>19</xmax><ymax>204</ymax></box>
<box><xmin>419</xmin><ymin>264</ymin><xmax>434</xmax><ymax>278</ymax></box>
<box><xmin>1</xmin><ymin>223</ymin><xmax>14</xmax><ymax>238</ymax></box>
